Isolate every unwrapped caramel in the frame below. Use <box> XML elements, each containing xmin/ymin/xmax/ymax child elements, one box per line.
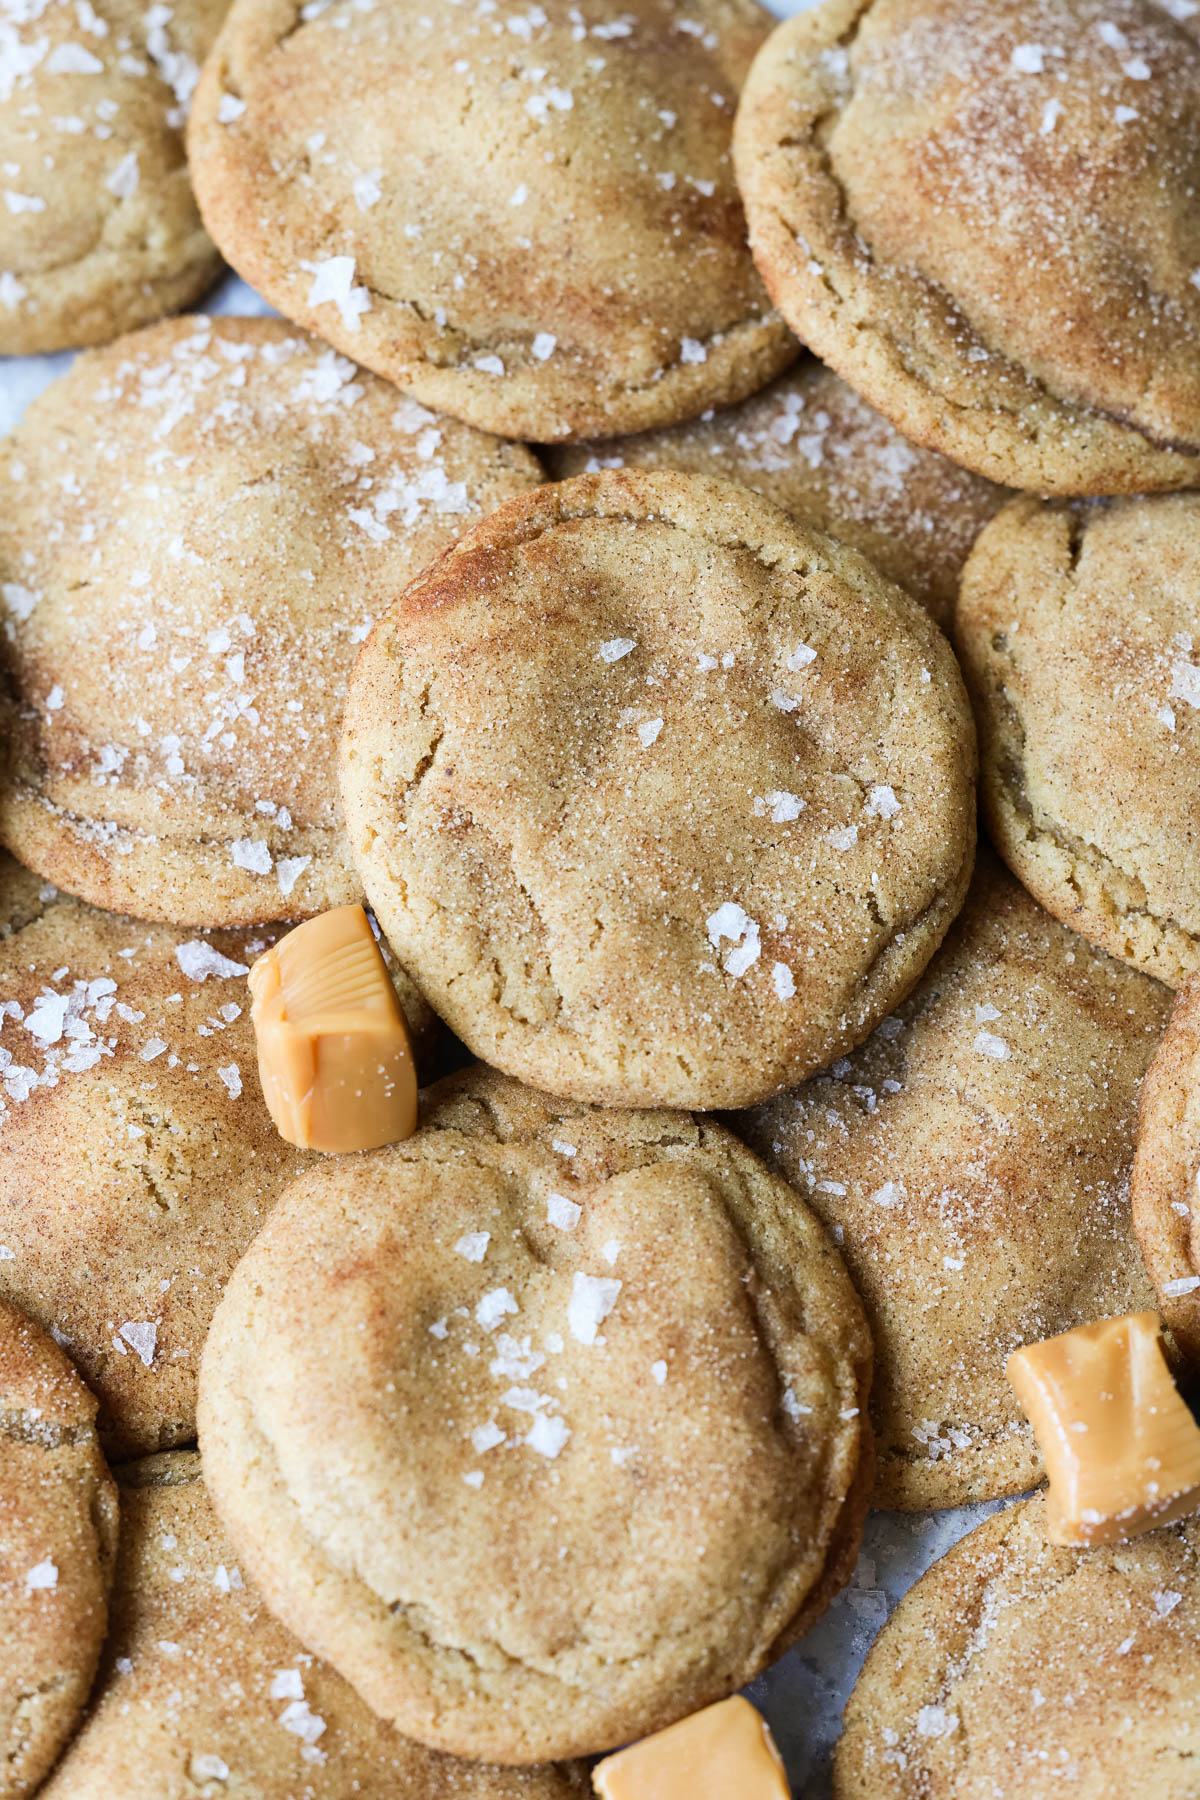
<box><xmin>1007</xmin><ymin>1312</ymin><xmax>1200</xmax><ymax>1546</ymax></box>
<box><xmin>592</xmin><ymin>1697</ymin><xmax>790</xmax><ymax>1799</ymax></box>
<box><xmin>248</xmin><ymin>906</ymin><xmax>418</xmax><ymax>1154</ymax></box>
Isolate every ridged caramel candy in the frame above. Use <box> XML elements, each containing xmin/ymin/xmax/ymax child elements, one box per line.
<box><xmin>1007</xmin><ymin>1312</ymin><xmax>1200</xmax><ymax>1547</ymax></box>
<box><xmin>592</xmin><ymin>1697</ymin><xmax>790</xmax><ymax>1799</ymax></box>
<box><xmin>248</xmin><ymin>906</ymin><xmax>417</xmax><ymax>1154</ymax></box>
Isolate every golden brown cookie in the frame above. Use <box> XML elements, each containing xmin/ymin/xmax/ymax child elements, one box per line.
<box><xmin>0</xmin><ymin>851</ymin><xmax>432</xmax><ymax>1459</ymax></box>
<box><xmin>956</xmin><ymin>492</ymin><xmax>1200</xmax><ymax>988</ymax></box>
<box><xmin>1133</xmin><ymin>976</ymin><xmax>1200</xmax><ymax>1370</ymax></box>
<box><xmin>198</xmin><ymin>1065</ymin><xmax>873</xmax><ymax>1764</ymax></box>
<box><xmin>546</xmin><ymin>359</ymin><xmax>1009</xmax><ymax>630</ymax></box>
<box><xmin>835</xmin><ymin>1495</ymin><xmax>1200</xmax><ymax>1800</ymax></box>
<box><xmin>40</xmin><ymin>1452</ymin><xmax>587</xmax><ymax>1800</ymax></box>
<box><xmin>340</xmin><ymin>469</ymin><xmax>977</xmax><ymax>1112</ymax></box>
<box><xmin>186</xmin><ymin>0</ymin><xmax>797</xmax><ymax>442</ymax></box>
<box><xmin>0</xmin><ymin>315</ymin><xmax>542</xmax><ymax>927</ymax></box>
<box><xmin>733</xmin><ymin>0</ymin><xmax>1200</xmax><ymax>495</ymax></box>
<box><xmin>737</xmin><ymin>849</ymin><xmax>1168</xmax><ymax>1510</ymax></box>
<box><xmin>0</xmin><ymin>1297</ymin><xmax>118</xmax><ymax>1798</ymax></box>
<box><xmin>0</xmin><ymin>0</ymin><xmax>226</xmax><ymax>354</ymax></box>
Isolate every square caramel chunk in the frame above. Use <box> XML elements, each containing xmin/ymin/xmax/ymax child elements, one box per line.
<box><xmin>592</xmin><ymin>1697</ymin><xmax>790</xmax><ymax>1799</ymax></box>
<box><xmin>1007</xmin><ymin>1312</ymin><xmax>1200</xmax><ymax>1546</ymax></box>
<box><xmin>248</xmin><ymin>905</ymin><xmax>417</xmax><ymax>1153</ymax></box>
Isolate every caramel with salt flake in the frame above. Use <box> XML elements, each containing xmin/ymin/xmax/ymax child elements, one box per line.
<box><xmin>248</xmin><ymin>905</ymin><xmax>417</xmax><ymax>1154</ymax></box>
<box><xmin>1007</xmin><ymin>1311</ymin><xmax>1200</xmax><ymax>1547</ymax></box>
<box><xmin>592</xmin><ymin>1697</ymin><xmax>790</xmax><ymax>1800</ymax></box>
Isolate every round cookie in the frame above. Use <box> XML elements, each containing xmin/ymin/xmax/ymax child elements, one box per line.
<box><xmin>40</xmin><ymin>1452</ymin><xmax>587</xmax><ymax>1800</ymax></box>
<box><xmin>339</xmin><ymin>469</ymin><xmax>977</xmax><ymax>1112</ymax></box>
<box><xmin>0</xmin><ymin>1297</ymin><xmax>119</xmax><ymax>1798</ymax></box>
<box><xmin>733</xmin><ymin>0</ymin><xmax>1200</xmax><ymax>495</ymax></box>
<box><xmin>1132</xmin><ymin>976</ymin><xmax>1200</xmax><ymax>1370</ymax></box>
<box><xmin>956</xmin><ymin>492</ymin><xmax>1200</xmax><ymax>988</ymax></box>
<box><xmin>0</xmin><ymin>0</ymin><xmax>225</xmax><ymax>355</ymax></box>
<box><xmin>0</xmin><ymin>315</ymin><xmax>542</xmax><ymax>928</ymax></box>
<box><xmin>186</xmin><ymin>0</ymin><xmax>797</xmax><ymax>443</ymax></box>
<box><xmin>198</xmin><ymin>1064</ymin><xmax>873</xmax><ymax>1764</ymax></box>
<box><xmin>737</xmin><ymin>850</ymin><xmax>1168</xmax><ymax>1510</ymax></box>
<box><xmin>546</xmin><ymin>359</ymin><xmax>1009</xmax><ymax>631</ymax></box>
<box><xmin>835</xmin><ymin>1496</ymin><xmax>1200</xmax><ymax>1800</ymax></box>
<box><xmin>0</xmin><ymin>851</ymin><xmax>432</xmax><ymax>1458</ymax></box>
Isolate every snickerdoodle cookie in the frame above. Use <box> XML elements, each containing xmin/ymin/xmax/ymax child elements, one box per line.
<box><xmin>835</xmin><ymin>1496</ymin><xmax>1200</xmax><ymax>1800</ymax></box>
<box><xmin>1133</xmin><ymin>978</ymin><xmax>1200</xmax><ymax>1371</ymax></box>
<box><xmin>0</xmin><ymin>1298</ymin><xmax>118</xmax><ymax>1798</ymax></box>
<box><xmin>41</xmin><ymin>1452</ymin><xmax>587</xmax><ymax>1800</ymax></box>
<box><xmin>0</xmin><ymin>851</ymin><xmax>429</xmax><ymax>1458</ymax></box>
<box><xmin>738</xmin><ymin>851</ymin><xmax>1168</xmax><ymax>1510</ymax></box>
<box><xmin>198</xmin><ymin>1065</ymin><xmax>873</xmax><ymax>1764</ymax></box>
<box><xmin>340</xmin><ymin>470</ymin><xmax>976</xmax><ymax>1112</ymax></box>
<box><xmin>0</xmin><ymin>315</ymin><xmax>541</xmax><ymax>927</ymax></box>
<box><xmin>734</xmin><ymin>0</ymin><xmax>1200</xmax><ymax>495</ymax></box>
<box><xmin>186</xmin><ymin>0</ymin><xmax>796</xmax><ymax>442</ymax></box>
<box><xmin>547</xmin><ymin>359</ymin><xmax>1008</xmax><ymax>630</ymax></box>
<box><xmin>956</xmin><ymin>493</ymin><xmax>1200</xmax><ymax>988</ymax></box>
<box><xmin>0</xmin><ymin>0</ymin><xmax>226</xmax><ymax>355</ymax></box>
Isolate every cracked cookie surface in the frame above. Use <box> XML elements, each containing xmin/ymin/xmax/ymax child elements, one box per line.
<box><xmin>0</xmin><ymin>0</ymin><xmax>226</xmax><ymax>355</ymax></box>
<box><xmin>40</xmin><ymin>1450</ymin><xmax>587</xmax><ymax>1799</ymax></box>
<box><xmin>0</xmin><ymin>1296</ymin><xmax>118</xmax><ymax>1799</ymax></box>
<box><xmin>340</xmin><ymin>469</ymin><xmax>976</xmax><ymax>1111</ymax></box>
<box><xmin>547</xmin><ymin>358</ymin><xmax>1009</xmax><ymax>632</ymax></box>
<box><xmin>1132</xmin><ymin>976</ymin><xmax>1200</xmax><ymax>1371</ymax></box>
<box><xmin>733</xmin><ymin>0</ymin><xmax>1200</xmax><ymax>494</ymax></box>
<box><xmin>956</xmin><ymin>492</ymin><xmax>1200</xmax><ymax>987</ymax></box>
<box><xmin>835</xmin><ymin>1496</ymin><xmax>1200</xmax><ymax>1800</ymax></box>
<box><xmin>0</xmin><ymin>315</ymin><xmax>541</xmax><ymax>927</ymax></box>
<box><xmin>737</xmin><ymin>849</ymin><xmax>1168</xmax><ymax>1510</ymax></box>
<box><xmin>186</xmin><ymin>0</ymin><xmax>796</xmax><ymax>442</ymax></box>
<box><xmin>197</xmin><ymin>1064</ymin><xmax>873</xmax><ymax>1764</ymax></box>
<box><xmin>0</xmin><ymin>851</ymin><xmax>439</xmax><ymax>1458</ymax></box>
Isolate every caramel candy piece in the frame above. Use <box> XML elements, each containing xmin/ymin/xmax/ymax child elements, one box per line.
<box><xmin>1007</xmin><ymin>1312</ymin><xmax>1200</xmax><ymax>1547</ymax></box>
<box><xmin>248</xmin><ymin>906</ymin><xmax>418</xmax><ymax>1154</ymax></box>
<box><xmin>592</xmin><ymin>1697</ymin><xmax>790</xmax><ymax>1800</ymax></box>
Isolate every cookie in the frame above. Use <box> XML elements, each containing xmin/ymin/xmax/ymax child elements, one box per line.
<box><xmin>546</xmin><ymin>359</ymin><xmax>1009</xmax><ymax>631</ymax></box>
<box><xmin>737</xmin><ymin>850</ymin><xmax>1168</xmax><ymax>1510</ymax></box>
<box><xmin>835</xmin><ymin>1495</ymin><xmax>1200</xmax><ymax>1799</ymax></box>
<box><xmin>0</xmin><ymin>1297</ymin><xmax>119</xmax><ymax>1798</ymax></box>
<box><xmin>40</xmin><ymin>1451</ymin><xmax>587</xmax><ymax>1800</ymax></box>
<box><xmin>0</xmin><ymin>315</ymin><xmax>542</xmax><ymax>927</ymax></box>
<box><xmin>198</xmin><ymin>1064</ymin><xmax>873</xmax><ymax>1764</ymax></box>
<box><xmin>186</xmin><ymin>0</ymin><xmax>797</xmax><ymax>442</ymax></box>
<box><xmin>956</xmin><ymin>492</ymin><xmax>1200</xmax><ymax>988</ymax></box>
<box><xmin>0</xmin><ymin>0</ymin><xmax>225</xmax><ymax>355</ymax></box>
<box><xmin>1132</xmin><ymin>976</ymin><xmax>1200</xmax><ymax>1370</ymax></box>
<box><xmin>0</xmin><ymin>851</ymin><xmax>431</xmax><ymax>1458</ymax></box>
<box><xmin>340</xmin><ymin>469</ymin><xmax>977</xmax><ymax>1111</ymax></box>
<box><xmin>733</xmin><ymin>0</ymin><xmax>1200</xmax><ymax>495</ymax></box>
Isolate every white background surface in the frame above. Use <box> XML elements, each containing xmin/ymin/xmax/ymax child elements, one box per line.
<box><xmin>0</xmin><ymin>0</ymin><xmax>1015</xmax><ymax>1789</ymax></box>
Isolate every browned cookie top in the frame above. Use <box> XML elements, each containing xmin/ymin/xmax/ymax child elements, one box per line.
<box><xmin>0</xmin><ymin>315</ymin><xmax>541</xmax><ymax>927</ymax></box>
<box><xmin>734</xmin><ymin>0</ymin><xmax>1200</xmax><ymax>493</ymax></box>
<box><xmin>198</xmin><ymin>1066</ymin><xmax>872</xmax><ymax>1764</ymax></box>
<box><xmin>0</xmin><ymin>1297</ymin><xmax>119</xmax><ymax>1799</ymax></box>
<box><xmin>0</xmin><ymin>0</ymin><xmax>226</xmax><ymax>354</ymax></box>
<box><xmin>187</xmin><ymin>0</ymin><xmax>796</xmax><ymax>441</ymax></box>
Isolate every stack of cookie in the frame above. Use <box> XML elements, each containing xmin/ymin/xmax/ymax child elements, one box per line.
<box><xmin>0</xmin><ymin>0</ymin><xmax>1198</xmax><ymax>1793</ymax></box>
